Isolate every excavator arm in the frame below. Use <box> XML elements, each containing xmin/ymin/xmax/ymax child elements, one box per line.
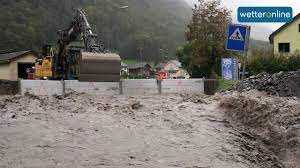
<box><xmin>53</xmin><ymin>9</ymin><xmax>121</xmax><ymax>82</ymax></box>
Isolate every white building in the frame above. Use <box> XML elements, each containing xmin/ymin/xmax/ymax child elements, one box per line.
<box><xmin>157</xmin><ymin>60</ymin><xmax>190</xmax><ymax>79</ymax></box>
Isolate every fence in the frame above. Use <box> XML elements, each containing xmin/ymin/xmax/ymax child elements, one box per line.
<box><xmin>19</xmin><ymin>79</ymin><xmax>204</xmax><ymax>96</ymax></box>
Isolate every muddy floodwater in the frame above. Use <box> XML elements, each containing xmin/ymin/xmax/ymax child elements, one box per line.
<box><xmin>0</xmin><ymin>91</ymin><xmax>299</xmax><ymax>168</ymax></box>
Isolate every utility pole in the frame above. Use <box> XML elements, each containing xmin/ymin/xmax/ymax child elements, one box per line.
<box><xmin>159</xmin><ymin>48</ymin><xmax>164</xmax><ymax>62</ymax></box>
<box><xmin>239</xmin><ymin>26</ymin><xmax>251</xmax><ymax>92</ymax></box>
<box><xmin>139</xmin><ymin>47</ymin><xmax>143</xmax><ymax>78</ymax></box>
<box><xmin>241</xmin><ymin>26</ymin><xmax>251</xmax><ymax>81</ymax></box>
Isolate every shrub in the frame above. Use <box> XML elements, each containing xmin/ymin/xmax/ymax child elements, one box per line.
<box><xmin>247</xmin><ymin>53</ymin><xmax>300</xmax><ymax>75</ymax></box>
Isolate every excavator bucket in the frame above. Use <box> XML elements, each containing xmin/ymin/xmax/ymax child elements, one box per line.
<box><xmin>78</xmin><ymin>52</ymin><xmax>121</xmax><ymax>82</ymax></box>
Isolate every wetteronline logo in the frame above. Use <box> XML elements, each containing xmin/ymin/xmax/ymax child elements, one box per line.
<box><xmin>238</xmin><ymin>7</ymin><xmax>293</xmax><ymax>23</ymax></box>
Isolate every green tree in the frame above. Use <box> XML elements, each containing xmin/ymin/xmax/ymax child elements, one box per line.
<box><xmin>177</xmin><ymin>43</ymin><xmax>210</xmax><ymax>78</ymax></box>
<box><xmin>183</xmin><ymin>0</ymin><xmax>231</xmax><ymax>78</ymax></box>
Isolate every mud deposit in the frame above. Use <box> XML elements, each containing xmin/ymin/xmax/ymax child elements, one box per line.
<box><xmin>0</xmin><ymin>92</ymin><xmax>299</xmax><ymax>168</ymax></box>
<box><xmin>220</xmin><ymin>91</ymin><xmax>300</xmax><ymax>168</ymax></box>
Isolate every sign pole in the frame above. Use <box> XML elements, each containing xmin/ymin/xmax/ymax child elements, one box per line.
<box><xmin>240</xmin><ymin>26</ymin><xmax>251</xmax><ymax>92</ymax></box>
<box><xmin>239</xmin><ymin>53</ymin><xmax>247</xmax><ymax>92</ymax></box>
<box><xmin>239</xmin><ymin>50</ymin><xmax>247</xmax><ymax>92</ymax></box>
<box><xmin>241</xmin><ymin>52</ymin><xmax>247</xmax><ymax>81</ymax></box>
<box><xmin>225</xmin><ymin>24</ymin><xmax>251</xmax><ymax>92</ymax></box>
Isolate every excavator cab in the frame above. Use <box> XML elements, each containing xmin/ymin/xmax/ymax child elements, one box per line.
<box><xmin>35</xmin><ymin>45</ymin><xmax>54</xmax><ymax>79</ymax></box>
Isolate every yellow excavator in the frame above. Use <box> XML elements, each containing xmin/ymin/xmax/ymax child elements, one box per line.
<box><xmin>35</xmin><ymin>45</ymin><xmax>54</xmax><ymax>79</ymax></box>
<box><xmin>35</xmin><ymin>9</ymin><xmax>121</xmax><ymax>82</ymax></box>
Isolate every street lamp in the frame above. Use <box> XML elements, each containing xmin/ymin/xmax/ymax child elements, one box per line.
<box><xmin>103</xmin><ymin>0</ymin><xmax>129</xmax><ymax>10</ymax></box>
<box><xmin>119</xmin><ymin>6</ymin><xmax>129</xmax><ymax>9</ymax></box>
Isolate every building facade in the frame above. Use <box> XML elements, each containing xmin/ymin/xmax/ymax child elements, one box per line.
<box><xmin>156</xmin><ymin>60</ymin><xmax>190</xmax><ymax>79</ymax></box>
<box><xmin>0</xmin><ymin>51</ymin><xmax>38</xmax><ymax>81</ymax></box>
<box><xmin>128</xmin><ymin>63</ymin><xmax>152</xmax><ymax>77</ymax></box>
<box><xmin>269</xmin><ymin>13</ymin><xmax>300</xmax><ymax>54</ymax></box>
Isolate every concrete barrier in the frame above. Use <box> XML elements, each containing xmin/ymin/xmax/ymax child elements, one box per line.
<box><xmin>122</xmin><ymin>79</ymin><xmax>158</xmax><ymax>95</ymax></box>
<box><xmin>162</xmin><ymin>79</ymin><xmax>204</xmax><ymax>94</ymax></box>
<box><xmin>0</xmin><ymin>80</ymin><xmax>19</xmax><ymax>95</ymax></box>
<box><xmin>19</xmin><ymin>79</ymin><xmax>204</xmax><ymax>96</ymax></box>
<box><xmin>65</xmin><ymin>80</ymin><xmax>119</xmax><ymax>95</ymax></box>
<box><xmin>20</xmin><ymin>80</ymin><xmax>63</xmax><ymax>96</ymax></box>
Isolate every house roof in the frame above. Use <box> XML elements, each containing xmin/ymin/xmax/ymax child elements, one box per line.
<box><xmin>167</xmin><ymin>60</ymin><xmax>182</xmax><ymax>68</ymax></box>
<box><xmin>128</xmin><ymin>62</ymin><xmax>151</xmax><ymax>69</ymax></box>
<box><xmin>269</xmin><ymin>13</ymin><xmax>300</xmax><ymax>44</ymax></box>
<box><xmin>155</xmin><ymin>62</ymin><xmax>167</xmax><ymax>69</ymax></box>
<box><xmin>0</xmin><ymin>51</ymin><xmax>38</xmax><ymax>63</ymax></box>
<box><xmin>175</xmin><ymin>69</ymin><xmax>189</xmax><ymax>77</ymax></box>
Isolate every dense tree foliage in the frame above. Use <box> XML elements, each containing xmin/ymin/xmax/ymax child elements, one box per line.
<box><xmin>177</xmin><ymin>43</ymin><xmax>211</xmax><ymax>78</ymax></box>
<box><xmin>0</xmin><ymin>0</ymin><xmax>191</xmax><ymax>62</ymax></box>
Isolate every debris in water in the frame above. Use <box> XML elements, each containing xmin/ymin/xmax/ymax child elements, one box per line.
<box><xmin>131</xmin><ymin>102</ymin><xmax>143</xmax><ymax>110</ymax></box>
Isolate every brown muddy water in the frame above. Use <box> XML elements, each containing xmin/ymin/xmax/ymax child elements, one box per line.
<box><xmin>0</xmin><ymin>91</ymin><xmax>299</xmax><ymax>168</ymax></box>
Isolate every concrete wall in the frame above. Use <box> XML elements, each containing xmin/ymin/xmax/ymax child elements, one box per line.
<box><xmin>65</xmin><ymin>80</ymin><xmax>119</xmax><ymax>95</ymax></box>
<box><xmin>19</xmin><ymin>79</ymin><xmax>204</xmax><ymax>96</ymax></box>
<box><xmin>20</xmin><ymin>80</ymin><xmax>63</xmax><ymax>96</ymax></box>
<box><xmin>0</xmin><ymin>80</ymin><xmax>19</xmax><ymax>95</ymax></box>
<box><xmin>122</xmin><ymin>79</ymin><xmax>158</xmax><ymax>95</ymax></box>
<box><xmin>162</xmin><ymin>79</ymin><xmax>204</xmax><ymax>94</ymax></box>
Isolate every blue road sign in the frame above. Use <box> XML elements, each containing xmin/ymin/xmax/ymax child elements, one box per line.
<box><xmin>226</xmin><ymin>24</ymin><xmax>249</xmax><ymax>52</ymax></box>
<box><xmin>222</xmin><ymin>57</ymin><xmax>238</xmax><ymax>80</ymax></box>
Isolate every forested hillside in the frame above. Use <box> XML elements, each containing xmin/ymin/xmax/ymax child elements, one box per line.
<box><xmin>0</xmin><ymin>0</ymin><xmax>191</xmax><ymax>62</ymax></box>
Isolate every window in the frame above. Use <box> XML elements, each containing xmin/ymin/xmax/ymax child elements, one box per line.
<box><xmin>278</xmin><ymin>43</ymin><xmax>290</xmax><ymax>53</ymax></box>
